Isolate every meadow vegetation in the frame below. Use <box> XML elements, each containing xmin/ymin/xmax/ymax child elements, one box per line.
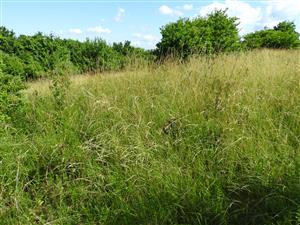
<box><xmin>0</xmin><ymin>50</ymin><xmax>300</xmax><ymax>224</ymax></box>
<box><xmin>0</xmin><ymin>9</ymin><xmax>300</xmax><ymax>224</ymax></box>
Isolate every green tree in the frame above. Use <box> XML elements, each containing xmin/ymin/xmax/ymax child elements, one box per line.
<box><xmin>243</xmin><ymin>21</ymin><xmax>299</xmax><ymax>49</ymax></box>
<box><xmin>0</xmin><ymin>54</ymin><xmax>25</xmax><ymax>124</ymax></box>
<box><xmin>156</xmin><ymin>9</ymin><xmax>240</xmax><ymax>59</ymax></box>
<box><xmin>0</xmin><ymin>27</ymin><xmax>16</xmax><ymax>54</ymax></box>
<box><xmin>0</xmin><ymin>24</ymin><xmax>157</xmax><ymax>79</ymax></box>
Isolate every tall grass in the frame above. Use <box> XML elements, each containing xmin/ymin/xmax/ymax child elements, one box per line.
<box><xmin>1</xmin><ymin>50</ymin><xmax>300</xmax><ymax>224</ymax></box>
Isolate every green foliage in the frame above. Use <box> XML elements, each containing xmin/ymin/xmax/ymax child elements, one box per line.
<box><xmin>1</xmin><ymin>53</ymin><xmax>25</xmax><ymax>77</ymax></box>
<box><xmin>297</xmin><ymin>208</ymin><xmax>300</xmax><ymax>224</ymax></box>
<box><xmin>274</xmin><ymin>21</ymin><xmax>297</xmax><ymax>33</ymax></box>
<box><xmin>0</xmin><ymin>26</ymin><xmax>16</xmax><ymax>54</ymax></box>
<box><xmin>156</xmin><ymin>10</ymin><xmax>240</xmax><ymax>59</ymax></box>
<box><xmin>1</xmin><ymin>16</ymin><xmax>299</xmax><ymax>79</ymax></box>
<box><xmin>0</xmin><ymin>27</ymin><xmax>151</xmax><ymax>80</ymax></box>
<box><xmin>1</xmin><ymin>50</ymin><xmax>299</xmax><ymax>224</ymax></box>
<box><xmin>113</xmin><ymin>40</ymin><xmax>135</xmax><ymax>56</ymax></box>
<box><xmin>206</xmin><ymin>9</ymin><xmax>240</xmax><ymax>53</ymax></box>
<box><xmin>243</xmin><ymin>21</ymin><xmax>300</xmax><ymax>49</ymax></box>
<box><xmin>113</xmin><ymin>41</ymin><xmax>155</xmax><ymax>69</ymax></box>
<box><xmin>79</xmin><ymin>39</ymin><xmax>123</xmax><ymax>72</ymax></box>
<box><xmin>0</xmin><ymin>58</ymin><xmax>25</xmax><ymax>126</ymax></box>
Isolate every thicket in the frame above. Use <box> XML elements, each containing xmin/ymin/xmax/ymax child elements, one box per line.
<box><xmin>156</xmin><ymin>10</ymin><xmax>241</xmax><ymax>58</ymax></box>
<box><xmin>0</xmin><ymin>27</ymin><xmax>152</xmax><ymax>80</ymax></box>
<box><xmin>156</xmin><ymin>10</ymin><xmax>299</xmax><ymax>59</ymax></box>
<box><xmin>0</xmin><ymin>57</ymin><xmax>25</xmax><ymax>130</ymax></box>
<box><xmin>243</xmin><ymin>21</ymin><xmax>300</xmax><ymax>49</ymax></box>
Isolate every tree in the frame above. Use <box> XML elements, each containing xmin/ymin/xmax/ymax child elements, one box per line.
<box><xmin>243</xmin><ymin>21</ymin><xmax>299</xmax><ymax>49</ymax></box>
<box><xmin>0</xmin><ymin>26</ymin><xmax>151</xmax><ymax>78</ymax></box>
<box><xmin>156</xmin><ymin>9</ymin><xmax>240</xmax><ymax>59</ymax></box>
<box><xmin>274</xmin><ymin>21</ymin><xmax>297</xmax><ymax>33</ymax></box>
<box><xmin>0</xmin><ymin>26</ymin><xmax>16</xmax><ymax>54</ymax></box>
<box><xmin>0</xmin><ymin>54</ymin><xmax>25</xmax><ymax>124</ymax></box>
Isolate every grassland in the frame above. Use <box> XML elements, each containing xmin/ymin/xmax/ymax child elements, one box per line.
<box><xmin>1</xmin><ymin>50</ymin><xmax>300</xmax><ymax>224</ymax></box>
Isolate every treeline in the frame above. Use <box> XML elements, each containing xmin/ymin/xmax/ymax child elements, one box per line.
<box><xmin>243</xmin><ymin>21</ymin><xmax>300</xmax><ymax>49</ymax></box>
<box><xmin>0</xmin><ymin>28</ymin><xmax>152</xmax><ymax>80</ymax></box>
<box><xmin>156</xmin><ymin>10</ymin><xmax>300</xmax><ymax>58</ymax></box>
<box><xmin>0</xmin><ymin>10</ymin><xmax>299</xmax><ymax>81</ymax></box>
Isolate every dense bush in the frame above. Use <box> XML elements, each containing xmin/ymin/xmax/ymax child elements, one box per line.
<box><xmin>156</xmin><ymin>10</ymin><xmax>240</xmax><ymax>59</ymax></box>
<box><xmin>0</xmin><ymin>27</ymin><xmax>15</xmax><ymax>54</ymax></box>
<box><xmin>243</xmin><ymin>21</ymin><xmax>300</xmax><ymax>49</ymax></box>
<box><xmin>0</xmin><ymin>27</ymin><xmax>151</xmax><ymax>80</ymax></box>
<box><xmin>1</xmin><ymin>53</ymin><xmax>26</xmax><ymax>77</ymax></box>
<box><xmin>0</xmin><ymin>12</ymin><xmax>299</xmax><ymax>79</ymax></box>
<box><xmin>113</xmin><ymin>41</ymin><xmax>155</xmax><ymax>69</ymax></box>
<box><xmin>0</xmin><ymin>57</ymin><xmax>25</xmax><ymax>126</ymax></box>
<box><xmin>75</xmin><ymin>39</ymin><xmax>124</xmax><ymax>72</ymax></box>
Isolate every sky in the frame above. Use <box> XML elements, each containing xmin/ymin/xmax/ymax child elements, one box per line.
<box><xmin>1</xmin><ymin>0</ymin><xmax>299</xmax><ymax>49</ymax></box>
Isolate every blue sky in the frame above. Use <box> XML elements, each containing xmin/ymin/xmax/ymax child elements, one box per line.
<box><xmin>1</xmin><ymin>0</ymin><xmax>299</xmax><ymax>49</ymax></box>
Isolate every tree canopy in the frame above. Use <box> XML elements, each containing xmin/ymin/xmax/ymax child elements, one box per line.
<box><xmin>243</xmin><ymin>21</ymin><xmax>300</xmax><ymax>49</ymax></box>
<box><xmin>156</xmin><ymin>10</ymin><xmax>241</xmax><ymax>58</ymax></box>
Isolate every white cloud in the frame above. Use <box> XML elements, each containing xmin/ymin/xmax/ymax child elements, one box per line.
<box><xmin>86</xmin><ymin>26</ymin><xmax>111</xmax><ymax>34</ymax></box>
<box><xmin>183</xmin><ymin>4</ymin><xmax>193</xmax><ymax>11</ymax></box>
<box><xmin>68</xmin><ymin>28</ymin><xmax>82</xmax><ymax>34</ymax></box>
<box><xmin>132</xmin><ymin>33</ymin><xmax>160</xmax><ymax>49</ymax></box>
<box><xmin>198</xmin><ymin>0</ymin><xmax>300</xmax><ymax>34</ymax></box>
<box><xmin>143</xmin><ymin>34</ymin><xmax>159</xmax><ymax>42</ymax></box>
<box><xmin>132</xmin><ymin>33</ymin><xmax>159</xmax><ymax>42</ymax></box>
<box><xmin>159</xmin><ymin>4</ymin><xmax>194</xmax><ymax>17</ymax></box>
<box><xmin>159</xmin><ymin>5</ymin><xmax>183</xmax><ymax>16</ymax></box>
<box><xmin>133</xmin><ymin>33</ymin><xmax>142</xmax><ymax>38</ymax></box>
<box><xmin>132</xmin><ymin>40</ymin><xmax>141</xmax><ymax>47</ymax></box>
<box><xmin>159</xmin><ymin>5</ymin><xmax>173</xmax><ymax>15</ymax></box>
<box><xmin>263</xmin><ymin>0</ymin><xmax>300</xmax><ymax>31</ymax></box>
<box><xmin>115</xmin><ymin>8</ymin><xmax>125</xmax><ymax>22</ymax></box>
<box><xmin>266</xmin><ymin>0</ymin><xmax>300</xmax><ymax>19</ymax></box>
<box><xmin>199</xmin><ymin>0</ymin><xmax>262</xmax><ymax>35</ymax></box>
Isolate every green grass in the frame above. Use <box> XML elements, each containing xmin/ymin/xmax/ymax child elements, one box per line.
<box><xmin>1</xmin><ymin>50</ymin><xmax>300</xmax><ymax>224</ymax></box>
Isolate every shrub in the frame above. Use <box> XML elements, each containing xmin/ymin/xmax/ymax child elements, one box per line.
<box><xmin>243</xmin><ymin>21</ymin><xmax>300</xmax><ymax>49</ymax></box>
<box><xmin>0</xmin><ymin>29</ymin><xmax>137</xmax><ymax>78</ymax></box>
<box><xmin>156</xmin><ymin>9</ymin><xmax>240</xmax><ymax>59</ymax></box>
<box><xmin>0</xmin><ymin>59</ymin><xmax>25</xmax><ymax>126</ymax></box>
<box><xmin>113</xmin><ymin>41</ymin><xmax>155</xmax><ymax>69</ymax></box>
<box><xmin>22</xmin><ymin>55</ymin><xmax>45</xmax><ymax>80</ymax></box>
<box><xmin>0</xmin><ymin>26</ymin><xmax>16</xmax><ymax>54</ymax></box>
<box><xmin>78</xmin><ymin>39</ymin><xmax>124</xmax><ymax>72</ymax></box>
<box><xmin>1</xmin><ymin>53</ymin><xmax>26</xmax><ymax>77</ymax></box>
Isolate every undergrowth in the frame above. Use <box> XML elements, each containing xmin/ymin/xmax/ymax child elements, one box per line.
<box><xmin>0</xmin><ymin>50</ymin><xmax>299</xmax><ymax>224</ymax></box>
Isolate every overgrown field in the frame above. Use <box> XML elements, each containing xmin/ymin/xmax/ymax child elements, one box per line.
<box><xmin>1</xmin><ymin>50</ymin><xmax>300</xmax><ymax>224</ymax></box>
